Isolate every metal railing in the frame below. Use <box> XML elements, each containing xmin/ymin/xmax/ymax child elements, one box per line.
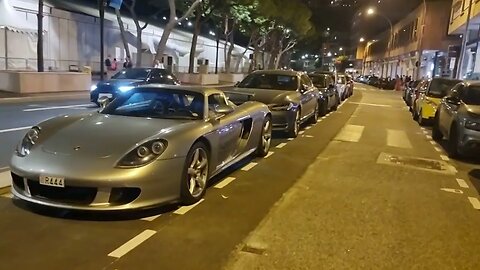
<box><xmin>0</xmin><ymin>57</ymin><xmax>102</xmax><ymax>72</ymax></box>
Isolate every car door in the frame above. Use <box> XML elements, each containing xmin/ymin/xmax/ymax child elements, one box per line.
<box><xmin>439</xmin><ymin>84</ymin><xmax>463</xmax><ymax>134</ymax></box>
<box><xmin>208</xmin><ymin>93</ymin><xmax>244</xmax><ymax>166</ymax></box>
<box><xmin>300</xmin><ymin>74</ymin><xmax>317</xmax><ymax>118</ymax></box>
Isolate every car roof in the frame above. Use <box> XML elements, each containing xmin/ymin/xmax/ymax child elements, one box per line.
<box><xmin>462</xmin><ymin>80</ymin><xmax>480</xmax><ymax>87</ymax></box>
<box><xmin>135</xmin><ymin>84</ymin><xmax>223</xmax><ymax>96</ymax></box>
<box><xmin>251</xmin><ymin>70</ymin><xmax>303</xmax><ymax>76</ymax></box>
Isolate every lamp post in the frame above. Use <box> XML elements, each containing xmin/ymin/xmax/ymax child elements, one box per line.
<box><xmin>98</xmin><ymin>0</ymin><xmax>106</xmax><ymax>80</ymax></box>
<box><xmin>366</xmin><ymin>8</ymin><xmax>393</xmax><ymax>78</ymax></box>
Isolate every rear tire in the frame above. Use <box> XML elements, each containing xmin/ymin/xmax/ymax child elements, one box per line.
<box><xmin>432</xmin><ymin>114</ymin><xmax>442</xmax><ymax>141</ymax></box>
<box><xmin>320</xmin><ymin>101</ymin><xmax>328</xmax><ymax>116</ymax></box>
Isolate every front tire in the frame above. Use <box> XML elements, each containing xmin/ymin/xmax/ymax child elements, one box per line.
<box><xmin>256</xmin><ymin>116</ymin><xmax>272</xmax><ymax>157</ymax></box>
<box><xmin>180</xmin><ymin>142</ymin><xmax>209</xmax><ymax>205</ymax></box>
<box><xmin>448</xmin><ymin>126</ymin><xmax>460</xmax><ymax>158</ymax></box>
<box><xmin>287</xmin><ymin>109</ymin><xmax>301</xmax><ymax>138</ymax></box>
<box><xmin>319</xmin><ymin>100</ymin><xmax>328</xmax><ymax>116</ymax></box>
<box><xmin>417</xmin><ymin>109</ymin><xmax>426</xmax><ymax>126</ymax></box>
<box><xmin>308</xmin><ymin>102</ymin><xmax>319</xmax><ymax>125</ymax></box>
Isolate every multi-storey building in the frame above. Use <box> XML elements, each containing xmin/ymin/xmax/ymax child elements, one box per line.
<box><xmin>358</xmin><ymin>0</ymin><xmax>460</xmax><ymax>80</ymax></box>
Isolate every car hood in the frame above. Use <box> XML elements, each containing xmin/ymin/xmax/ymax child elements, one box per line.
<box><xmin>39</xmin><ymin>113</ymin><xmax>191</xmax><ymax>158</ymax></box>
<box><xmin>231</xmin><ymin>87</ymin><xmax>297</xmax><ymax>105</ymax></box>
<box><xmin>97</xmin><ymin>79</ymin><xmax>144</xmax><ymax>88</ymax></box>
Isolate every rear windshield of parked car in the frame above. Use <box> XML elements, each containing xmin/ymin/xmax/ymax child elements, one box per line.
<box><xmin>427</xmin><ymin>79</ymin><xmax>461</xmax><ymax>98</ymax></box>
<box><xmin>310</xmin><ymin>75</ymin><xmax>327</xmax><ymax>88</ymax></box>
<box><xmin>238</xmin><ymin>73</ymin><xmax>298</xmax><ymax>91</ymax></box>
<box><xmin>463</xmin><ymin>86</ymin><xmax>480</xmax><ymax>105</ymax></box>
<box><xmin>112</xmin><ymin>68</ymin><xmax>151</xmax><ymax>80</ymax></box>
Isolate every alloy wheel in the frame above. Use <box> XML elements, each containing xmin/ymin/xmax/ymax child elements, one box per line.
<box><xmin>186</xmin><ymin>148</ymin><xmax>209</xmax><ymax>197</ymax></box>
<box><xmin>261</xmin><ymin>119</ymin><xmax>272</xmax><ymax>153</ymax></box>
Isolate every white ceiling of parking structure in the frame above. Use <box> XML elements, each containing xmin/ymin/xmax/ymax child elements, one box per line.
<box><xmin>0</xmin><ymin>0</ymin><xmax>37</xmax><ymax>33</ymax></box>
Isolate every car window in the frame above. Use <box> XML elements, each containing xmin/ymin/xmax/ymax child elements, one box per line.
<box><xmin>102</xmin><ymin>88</ymin><xmax>204</xmax><ymax>119</ymax></box>
<box><xmin>462</xmin><ymin>86</ymin><xmax>480</xmax><ymax>105</ymax></box>
<box><xmin>427</xmin><ymin>79</ymin><xmax>461</xmax><ymax>98</ymax></box>
<box><xmin>112</xmin><ymin>68</ymin><xmax>151</xmax><ymax>80</ymax></box>
<box><xmin>301</xmin><ymin>75</ymin><xmax>313</xmax><ymax>87</ymax></box>
<box><xmin>310</xmin><ymin>75</ymin><xmax>327</xmax><ymax>88</ymax></box>
<box><xmin>208</xmin><ymin>94</ymin><xmax>229</xmax><ymax>110</ymax></box>
<box><xmin>237</xmin><ymin>73</ymin><xmax>298</xmax><ymax>91</ymax></box>
<box><xmin>149</xmin><ymin>69</ymin><xmax>177</xmax><ymax>84</ymax></box>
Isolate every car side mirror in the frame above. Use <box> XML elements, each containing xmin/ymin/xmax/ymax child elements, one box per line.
<box><xmin>234</xmin><ymin>81</ymin><xmax>240</xmax><ymax>87</ymax></box>
<box><xmin>98</xmin><ymin>96</ymin><xmax>111</xmax><ymax>109</ymax></box>
<box><xmin>210</xmin><ymin>104</ymin><xmax>234</xmax><ymax>120</ymax></box>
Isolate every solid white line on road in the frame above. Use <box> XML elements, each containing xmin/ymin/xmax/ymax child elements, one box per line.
<box><xmin>174</xmin><ymin>199</ymin><xmax>204</xmax><ymax>215</ymax></box>
<box><xmin>434</xmin><ymin>147</ymin><xmax>442</xmax><ymax>152</ymax></box>
<box><xmin>468</xmin><ymin>197</ymin><xmax>480</xmax><ymax>210</ymax></box>
<box><xmin>0</xmin><ymin>170</ymin><xmax>11</xmax><ymax>188</ymax></box>
<box><xmin>265</xmin><ymin>151</ymin><xmax>274</xmax><ymax>158</ymax></box>
<box><xmin>440</xmin><ymin>155</ymin><xmax>450</xmax><ymax>161</ymax></box>
<box><xmin>108</xmin><ymin>230</ymin><xmax>156</xmax><ymax>258</ymax></box>
<box><xmin>214</xmin><ymin>177</ymin><xmax>236</xmax><ymax>189</ymax></box>
<box><xmin>456</xmin><ymin>178</ymin><xmax>469</xmax><ymax>189</ymax></box>
<box><xmin>335</xmin><ymin>125</ymin><xmax>365</xmax><ymax>143</ymax></box>
<box><xmin>241</xmin><ymin>162</ymin><xmax>258</xmax><ymax>171</ymax></box>
<box><xmin>23</xmin><ymin>104</ymin><xmax>91</xmax><ymax>112</ymax></box>
<box><xmin>0</xmin><ymin>126</ymin><xmax>31</xmax><ymax>134</ymax></box>
<box><xmin>386</xmin><ymin>129</ymin><xmax>412</xmax><ymax>149</ymax></box>
<box><xmin>350</xmin><ymin>102</ymin><xmax>392</xmax><ymax>107</ymax></box>
<box><xmin>140</xmin><ymin>214</ymin><xmax>162</xmax><ymax>222</ymax></box>
<box><xmin>276</xmin><ymin>143</ymin><xmax>287</xmax><ymax>149</ymax></box>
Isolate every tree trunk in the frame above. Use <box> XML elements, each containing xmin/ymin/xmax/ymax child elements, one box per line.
<box><xmin>188</xmin><ymin>7</ymin><xmax>202</xmax><ymax>74</ymax></box>
<box><xmin>235</xmin><ymin>32</ymin><xmax>255</xmax><ymax>73</ymax></box>
<box><xmin>37</xmin><ymin>0</ymin><xmax>44</xmax><ymax>72</ymax></box>
<box><xmin>274</xmin><ymin>52</ymin><xmax>283</xmax><ymax>69</ymax></box>
<box><xmin>115</xmin><ymin>9</ymin><xmax>131</xmax><ymax>60</ymax></box>
<box><xmin>135</xmin><ymin>27</ymin><xmax>143</xmax><ymax>67</ymax></box>
<box><xmin>225</xmin><ymin>22</ymin><xmax>235</xmax><ymax>74</ymax></box>
<box><xmin>154</xmin><ymin>22</ymin><xmax>175</xmax><ymax>62</ymax></box>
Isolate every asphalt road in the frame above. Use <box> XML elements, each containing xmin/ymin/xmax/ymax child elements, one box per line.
<box><xmin>0</xmin><ymin>84</ymin><xmax>479</xmax><ymax>269</ymax></box>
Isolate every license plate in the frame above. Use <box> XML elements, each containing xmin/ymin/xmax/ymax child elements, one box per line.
<box><xmin>39</xmin><ymin>176</ymin><xmax>65</xmax><ymax>188</ymax></box>
<box><xmin>98</xmin><ymin>93</ymin><xmax>113</xmax><ymax>101</ymax></box>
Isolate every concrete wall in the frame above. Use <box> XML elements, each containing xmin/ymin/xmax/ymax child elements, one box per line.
<box><xmin>0</xmin><ymin>71</ymin><xmax>91</xmax><ymax>93</ymax></box>
<box><xmin>448</xmin><ymin>0</ymin><xmax>480</xmax><ymax>35</ymax></box>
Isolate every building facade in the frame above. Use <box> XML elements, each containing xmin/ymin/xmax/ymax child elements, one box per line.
<box><xmin>449</xmin><ymin>0</ymin><xmax>480</xmax><ymax>79</ymax></box>
<box><xmin>359</xmin><ymin>0</ymin><xmax>460</xmax><ymax>80</ymax></box>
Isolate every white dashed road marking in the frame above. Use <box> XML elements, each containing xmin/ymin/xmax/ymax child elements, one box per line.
<box><xmin>426</xmin><ymin>135</ymin><xmax>432</xmax><ymax>140</ymax></box>
<box><xmin>299</xmin><ymin>130</ymin><xmax>305</xmax><ymax>135</ymax></box>
<box><xmin>241</xmin><ymin>162</ymin><xmax>258</xmax><ymax>171</ymax></box>
<box><xmin>430</xmin><ymin>141</ymin><xmax>436</xmax><ymax>145</ymax></box>
<box><xmin>468</xmin><ymin>197</ymin><xmax>480</xmax><ymax>210</ymax></box>
<box><xmin>440</xmin><ymin>155</ymin><xmax>450</xmax><ymax>161</ymax></box>
<box><xmin>265</xmin><ymin>152</ymin><xmax>274</xmax><ymax>158</ymax></box>
<box><xmin>287</xmin><ymin>138</ymin><xmax>294</xmax><ymax>141</ymax></box>
<box><xmin>0</xmin><ymin>126</ymin><xmax>31</xmax><ymax>134</ymax></box>
<box><xmin>23</xmin><ymin>104</ymin><xmax>91</xmax><ymax>112</ymax></box>
<box><xmin>386</xmin><ymin>129</ymin><xmax>412</xmax><ymax>149</ymax></box>
<box><xmin>174</xmin><ymin>199</ymin><xmax>205</xmax><ymax>215</ymax></box>
<box><xmin>140</xmin><ymin>214</ymin><xmax>162</xmax><ymax>222</ymax></box>
<box><xmin>335</xmin><ymin>125</ymin><xmax>365</xmax><ymax>143</ymax></box>
<box><xmin>434</xmin><ymin>147</ymin><xmax>442</xmax><ymax>152</ymax></box>
<box><xmin>214</xmin><ymin>177</ymin><xmax>236</xmax><ymax>189</ymax></box>
<box><xmin>440</xmin><ymin>188</ymin><xmax>463</xmax><ymax>194</ymax></box>
<box><xmin>276</xmin><ymin>143</ymin><xmax>287</xmax><ymax>149</ymax></box>
<box><xmin>108</xmin><ymin>230</ymin><xmax>157</xmax><ymax>258</ymax></box>
<box><xmin>305</xmin><ymin>126</ymin><xmax>312</xmax><ymax>130</ymax></box>
<box><xmin>456</xmin><ymin>179</ymin><xmax>469</xmax><ymax>189</ymax></box>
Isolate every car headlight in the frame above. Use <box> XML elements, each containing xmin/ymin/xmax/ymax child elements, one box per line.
<box><xmin>117</xmin><ymin>139</ymin><xmax>168</xmax><ymax>168</ymax></box>
<box><xmin>90</xmin><ymin>85</ymin><xmax>97</xmax><ymax>91</ymax></box>
<box><xmin>269</xmin><ymin>102</ymin><xmax>295</xmax><ymax>111</ymax></box>
<box><xmin>118</xmin><ymin>86</ymin><xmax>135</xmax><ymax>92</ymax></box>
<box><xmin>465</xmin><ymin>120</ymin><xmax>480</xmax><ymax>131</ymax></box>
<box><xmin>17</xmin><ymin>126</ymin><xmax>41</xmax><ymax>157</ymax></box>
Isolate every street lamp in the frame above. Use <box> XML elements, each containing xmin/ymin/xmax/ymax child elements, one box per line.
<box><xmin>365</xmin><ymin>7</ymin><xmax>394</xmax><ymax>77</ymax></box>
<box><xmin>367</xmin><ymin>8</ymin><xmax>375</xmax><ymax>15</ymax></box>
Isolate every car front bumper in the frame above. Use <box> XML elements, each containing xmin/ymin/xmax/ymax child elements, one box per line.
<box><xmin>458</xmin><ymin>128</ymin><xmax>480</xmax><ymax>155</ymax></box>
<box><xmin>10</xmin><ymin>153</ymin><xmax>186</xmax><ymax>211</ymax></box>
<box><xmin>270</xmin><ymin>110</ymin><xmax>296</xmax><ymax>131</ymax></box>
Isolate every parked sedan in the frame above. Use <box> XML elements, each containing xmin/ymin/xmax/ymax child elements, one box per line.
<box><xmin>90</xmin><ymin>68</ymin><xmax>179</xmax><ymax>105</ymax></box>
<box><xmin>413</xmin><ymin>78</ymin><xmax>461</xmax><ymax>126</ymax></box>
<box><xmin>404</xmin><ymin>80</ymin><xmax>421</xmax><ymax>106</ymax></box>
<box><xmin>228</xmin><ymin>70</ymin><xmax>320</xmax><ymax>137</ymax></box>
<box><xmin>10</xmin><ymin>85</ymin><xmax>272</xmax><ymax>210</ymax></box>
<box><xmin>433</xmin><ymin>81</ymin><xmax>480</xmax><ymax>157</ymax></box>
<box><xmin>337</xmin><ymin>74</ymin><xmax>348</xmax><ymax>100</ymax></box>
<box><xmin>309</xmin><ymin>73</ymin><xmax>340</xmax><ymax>115</ymax></box>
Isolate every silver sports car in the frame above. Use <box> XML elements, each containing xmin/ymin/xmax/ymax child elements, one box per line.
<box><xmin>10</xmin><ymin>85</ymin><xmax>272</xmax><ymax>210</ymax></box>
<box><xmin>228</xmin><ymin>70</ymin><xmax>320</xmax><ymax>137</ymax></box>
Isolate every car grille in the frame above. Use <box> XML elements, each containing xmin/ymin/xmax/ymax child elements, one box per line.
<box><xmin>27</xmin><ymin>179</ymin><xmax>97</xmax><ymax>205</ymax></box>
<box><xmin>98</xmin><ymin>85</ymin><xmax>115</xmax><ymax>93</ymax></box>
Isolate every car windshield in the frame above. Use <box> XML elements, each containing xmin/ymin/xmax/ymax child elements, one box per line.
<box><xmin>463</xmin><ymin>86</ymin><xmax>480</xmax><ymax>105</ymax></box>
<box><xmin>112</xmin><ymin>68</ymin><xmax>151</xmax><ymax>80</ymax></box>
<box><xmin>427</xmin><ymin>79</ymin><xmax>461</xmax><ymax>98</ymax></box>
<box><xmin>237</xmin><ymin>73</ymin><xmax>298</xmax><ymax>91</ymax></box>
<box><xmin>310</xmin><ymin>75</ymin><xmax>327</xmax><ymax>88</ymax></box>
<box><xmin>102</xmin><ymin>88</ymin><xmax>204</xmax><ymax>120</ymax></box>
